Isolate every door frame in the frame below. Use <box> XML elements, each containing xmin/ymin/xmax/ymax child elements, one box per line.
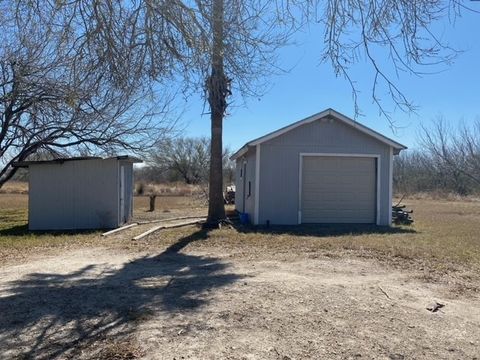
<box><xmin>119</xmin><ymin>165</ymin><xmax>125</xmax><ymax>224</ymax></box>
<box><xmin>298</xmin><ymin>153</ymin><xmax>381</xmax><ymax>225</ymax></box>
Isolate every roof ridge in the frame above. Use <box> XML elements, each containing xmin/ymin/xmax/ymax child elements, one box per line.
<box><xmin>230</xmin><ymin>108</ymin><xmax>407</xmax><ymax>160</ymax></box>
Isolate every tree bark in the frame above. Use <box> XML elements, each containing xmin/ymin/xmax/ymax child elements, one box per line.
<box><xmin>206</xmin><ymin>0</ymin><xmax>227</xmax><ymax>226</ymax></box>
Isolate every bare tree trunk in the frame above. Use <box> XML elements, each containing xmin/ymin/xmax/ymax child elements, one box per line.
<box><xmin>206</xmin><ymin>0</ymin><xmax>227</xmax><ymax>226</ymax></box>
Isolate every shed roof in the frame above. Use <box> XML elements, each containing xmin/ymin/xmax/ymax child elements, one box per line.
<box><xmin>230</xmin><ymin>108</ymin><xmax>407</xmax><ymax>160</ymax></box>
<box><xmin>13</xmin><ymin>155</ymin><xmax>142</xmax><ymax>168</ymax></box>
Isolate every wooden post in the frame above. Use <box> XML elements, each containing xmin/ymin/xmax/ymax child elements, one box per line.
<box><xmin>149</xmin><ymin>195</ymin><xmax>157</xmax><ymax>212</ymax></box>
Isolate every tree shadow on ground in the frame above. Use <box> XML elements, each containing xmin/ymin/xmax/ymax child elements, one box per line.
<box><xmin>0</xmin><ymin>224</ymin><xmax>102</xmax><ymax>237</ymax></box>
<box><xmin>0</xmin><ymin>223</ymin><xmax>29</xmax><ymax>235</ymax></box>
<box><xmin>0</xmin><ymin>229</ymin><xmax>242</xmax><ymax>359</ymax></box>
<box><xmin>232</xmin><ymin>222</ymin><xmax>417</xmax><ymax>237</ymax></box>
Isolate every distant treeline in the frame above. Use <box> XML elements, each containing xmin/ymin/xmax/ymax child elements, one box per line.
<box><xmin>13</xmin><ymin>121</ymin><xmax>478</xmax><ymax>198</ymax></box>
<box><xmin>135</xmin><ymin>136</ymin><xmax>235</xmax><ymax>186</ymax></box>
<box><xmin>394</xmin><ymin>117</ymin><xmax>480</xmax><ymax>196</ymax></box>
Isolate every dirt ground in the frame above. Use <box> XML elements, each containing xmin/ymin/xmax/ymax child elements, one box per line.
<box><xmin>0</xmin><ymin>230</ymin><xmax>479</xmax><ymax>360</ymax></box>
<box><xmin>1</xmin><ymin>193</ymin><xmax>480</xmax><ymax>359</ymax></box>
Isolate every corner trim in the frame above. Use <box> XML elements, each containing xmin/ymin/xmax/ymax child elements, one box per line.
<box><xmin>388</xmin><ymin>147</ymin><xmax>393</xmax><ymax>225</ymax></box>
<box><xmin>254</xmin><ymin>144</ymin><xmax>261</xmax><ymax>225</ymax></box>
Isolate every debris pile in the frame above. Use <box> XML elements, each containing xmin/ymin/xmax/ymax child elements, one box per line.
<box><xmin>392</xmin><ymin>196</ymin><xmax>413</xmax><ymax>225</ymax></box>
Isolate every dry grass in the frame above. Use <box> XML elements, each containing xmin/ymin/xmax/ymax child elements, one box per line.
<box><xmin>134</xmin><ymin>182</ymin><xmax>204</xmax><ymax>196</ymax></box>
<box><xmin>1</xmin><ymin>194</ymin><xmax>479</xmax><ymax>277</ymax></box>
<box><xmin>91</xmin><ymin>339</ymin><xmax>145</xmax><ymax>360</ymax></box>
<box><xmin>0</xmin><ymin>181</ymin><xmax>28</xmax><ymax>194</ymax></box>
<box><xmin>400</xmin><ymin>191</ymin><xmax>480</xmax><ymax>203</ymax></box>
<box><xmin>160</xmin><ymin>198</ymin><xmax>480</xmax><ymax>264</ymax></box>
<box><xmin>133</xmin><ymin>194</ymin><xmax>207</xmax><ymax>222</ymax></box>
<box><xmin>0</xmin><ymin>193</ymin><xmax>28</xmax><ymax>209</ymax></box>
<box><xmin>0</xmin><ymin>194</ymin><xmax>206</xmax><ymax>259</ymax></box>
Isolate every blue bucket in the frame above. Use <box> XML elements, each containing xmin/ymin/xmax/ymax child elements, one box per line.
<box><xmin>239</xmin><ymin>212</ymin><xmax>249</xmax><ymax>224</ymax></box>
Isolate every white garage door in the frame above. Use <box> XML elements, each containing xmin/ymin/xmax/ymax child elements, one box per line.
<box><xmin>301</xmin><ymin>156</ymin><xmax>376</xmax><ymax>223</ymax></box>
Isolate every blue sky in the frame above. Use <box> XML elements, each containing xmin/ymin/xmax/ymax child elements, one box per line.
<box><xmin>179</xmin><ymin>7</ymin><xmax>480</xmax><ymax>152</ymax></box>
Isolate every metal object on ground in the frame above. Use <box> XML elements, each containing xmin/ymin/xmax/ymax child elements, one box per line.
<box><xmin>224</xmin><ymin>185</ymin><xmax>236</xmax><ymax>204</ymax></box>
<box><xmin>392</xmin><ymin>204</ymin><xmax>413</xmax><ymax>225</ymax></box>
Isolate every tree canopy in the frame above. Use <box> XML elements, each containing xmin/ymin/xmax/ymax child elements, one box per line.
<box><xmin>0</xmin><ymin>1</ymin><xmax>177</xmax><ymax>187</ymax></box>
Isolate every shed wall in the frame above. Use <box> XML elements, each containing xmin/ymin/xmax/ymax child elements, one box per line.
<box><xmin>28</xmin><ymin>159</ymin><xmax>120</xmax><ymax>230</ymax></box>
<box><xmin>234</xmin><ymin>148</ymin><xmax>256</xmax><ymax>223</ymax></box>
<box><xmin>235</xmin><ymin>160</ymin><xmax>244</xmax><ymax>213</ymax></box>
<box><xmin>258</xmin><ymin>118</ymin><xmax>392</xmax><ymax>225</ymax></box>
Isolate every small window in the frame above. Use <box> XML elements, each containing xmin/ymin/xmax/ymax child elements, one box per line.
<box><xmin>248</xmin><ymin>181</ymin><xmax>251</xmax><ymax>197</ymax></box>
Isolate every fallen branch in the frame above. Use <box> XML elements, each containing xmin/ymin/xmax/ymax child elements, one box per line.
<box><xmin>102</xmin><ymin>223</ymin><xmax>138</xmax><ymax>236</ymax></box>
<box><xmin>394</xmin><ymin>194</ymin><xmax>406</xmax><ymax>208</ymax></box>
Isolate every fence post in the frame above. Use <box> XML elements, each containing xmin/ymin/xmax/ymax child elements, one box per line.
<box><xmin>149</xmin><ymin>195</ymin><xmax>157</xmax><ymax>212</ymax></box>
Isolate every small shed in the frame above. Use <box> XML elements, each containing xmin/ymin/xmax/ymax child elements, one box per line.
<box><xmin>14</xmin><ymin>156</ymin><xmax>142</xmax><ymax>230</ymax></box>
<box><xmin>230</xmin><ymin>108</ymin><xmax>407</xmax><ymax>226</ymax></box>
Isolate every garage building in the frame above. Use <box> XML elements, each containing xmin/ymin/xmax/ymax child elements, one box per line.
<box><xmin>231</xmin><ymin>108</ymin><xmax>406</xmax><ymax>226</ymax></box>
<box><xmin>14</xmin><ymin>156</ymin><xmax>141</xmax><ymax>230</ymax></box>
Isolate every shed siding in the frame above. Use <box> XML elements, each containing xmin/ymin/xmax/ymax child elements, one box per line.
<box><xmin>119</xmin><ymin>160</ymin><xmax>135</xmax><ymax>222</ymax></box>
<box><xmin>234</xmin><ymin>148</ymin><xmax>256</xmax><ymax>223</ymax></box>
<box><xmin>235</xmin><ymin>159</ymin><xmax>245</xmax><ymax>213</ymax></box>
<box><xmin>258</xmin><ymin>118</ymin><xmax>392</xmax><ymax>225</ymax></box>
<box><xmin>29</xmin><ymin>159</ymin><xmax>120</xmax><ymax>230</ymax></box>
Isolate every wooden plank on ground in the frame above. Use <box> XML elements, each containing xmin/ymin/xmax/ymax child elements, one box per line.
<box><xmin>132</xmin><ymin>218</ymin><xmax>205</xmax><ymax>241</ymax></box>
<box><xmin>137</xmin><ymin>215</ymin><xmax>207</xmax><ymax>225</ymax></box>
<box><xmin>102</xmin><ymin>223</ymin><xmax>138</xmax><ymax>236</ymax></box>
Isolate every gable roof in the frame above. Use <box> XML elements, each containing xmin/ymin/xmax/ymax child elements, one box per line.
<box><xmin>230</xmin><ymin>108</ymin><xmax>407</xmax><ymax>160</ymax></box>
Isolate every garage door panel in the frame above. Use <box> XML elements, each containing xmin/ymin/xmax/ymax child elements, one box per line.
<box><xmin>303</xmin><ymin>215</ymin><xmax>374</xmax><ymax>223</ymax></box>
<box><xmin>304</xmin><ymin>209</ymin><xmax>371</xmax><ymax>222</ymax></box>
<box><xmin>303</xmin><ymin>210</ymin><xmax>373</xmax><ymax>216</ymax></box>
<box><xmin>304</xmin><ymin>169</ymin><xmax>372</xmax><ymax>178</ymax></box>
<box><xmin>304</xmin><ymin>174</ymin><xmax>373</xmax><ymax>184</ymax></box>
<box><xmin>303</xmin><ymin>193</ymin><xmax>363</xmax><ymax>203</ymax></box>
<box><xmin>301</xmin><ymin>156</ymin><xmax>376</xmax><ymax>224</ymax></box>
<box><xmin>303</xmin><ymin>187</ymin><xmax>373</xmax><ymax>201</ymax></box>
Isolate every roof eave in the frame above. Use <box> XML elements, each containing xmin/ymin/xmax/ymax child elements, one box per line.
<box><xmin>109</xmin><ymin>155</ymin><xmax>143</xmax><ymax>163</ymax></box>
<box><xmin>230</xmin><ymin>146</ymin><xmax>249</xmax><ymax>161</ymax></box>
<box><xmin>12</xmin><ymin>155</ymin><xmax>143</xmax><ymax>167</ymax></box>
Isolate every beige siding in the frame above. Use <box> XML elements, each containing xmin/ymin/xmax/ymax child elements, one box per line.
<box><xmin>258</xmin><ymin>118</ymin><xmax>392</xmax><ymax>225</ymax></box>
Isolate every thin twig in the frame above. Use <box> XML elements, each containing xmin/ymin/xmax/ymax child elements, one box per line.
<box><xmin>378</xmin><ymin>286</ymin><xmax>392</xmax><ymax>300</ymax></box>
